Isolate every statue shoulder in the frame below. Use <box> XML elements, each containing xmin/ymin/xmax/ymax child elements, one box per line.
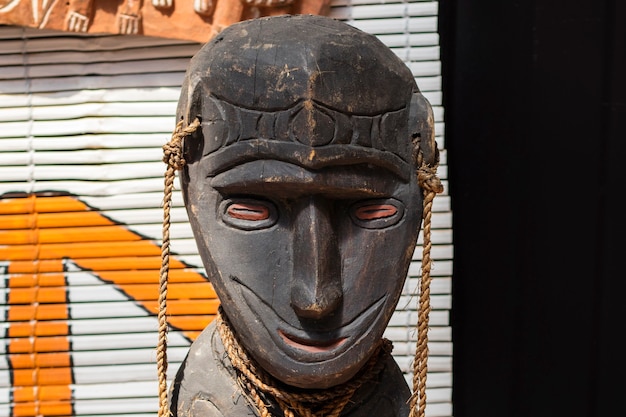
<box><xmin>344</xmin><ymin>354</ymin><xmax>411</xmax><ymax>417</ymax></box>
<box><xmin>169</xmin><ymin>321</ymin><xmax>257</xmax><ymax>417</ymax></box>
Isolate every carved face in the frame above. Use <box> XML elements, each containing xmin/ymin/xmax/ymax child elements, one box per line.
<box><xmin>178</xmin><ymin>14</ymin><xmax>432</xmax><ymax>389</ymax></box>
<box><xmin>183</xmin><ymin>156</ymin><xmax>422</xmax><ymax>389</ymax></box>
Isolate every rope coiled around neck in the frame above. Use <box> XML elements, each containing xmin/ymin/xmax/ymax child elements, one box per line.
<box><xmin>217</xmin><ymin>308</ymin><xmax>392</xmax><ymax>417</ymax></box>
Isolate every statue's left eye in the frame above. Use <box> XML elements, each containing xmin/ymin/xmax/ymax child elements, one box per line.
<box><xmin>350</xmin><ymin>199</ymin><xmax>404</xmax><ymax>229</ymax></box>
<box><xmin>220</xmin><ymin>198</ymin><xmax>277</xmax><ymax>230</ymax></box>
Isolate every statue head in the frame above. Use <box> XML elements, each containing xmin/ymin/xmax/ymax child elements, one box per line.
<box><xmin>177</xmin><ymin>14</ymin><xmax>437</xmax><ymax>390</ymax></box>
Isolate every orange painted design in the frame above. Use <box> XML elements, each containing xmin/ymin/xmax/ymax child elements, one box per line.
<box><xmin>12</xmin><ymin>367</ymin><xmax>73</xmax><ymax>386</ymax></box>
<box><xmin>8</xmin><ymin>321</ymin><xmax>69</xmax><ymax>338</ymax></box>
<box><xmin>12</xmin><ymin>387</ymin><xmax>37</xmax><ymax>403</ymax></box>
<box><xmin>10</xmin><ymin>335</ymin><xmax>68</xmax><ymax>355</ymax></box>
<box><xmin>10</xmin><ymin>352</ymin><xmax>72</xmax><ymax>369</ymax></box>
<box><xmin>5</xmin><ymin>254</ymin><xmax>74</xmax><ymax>416</ymax></box>
<box><xmin>120</xmin><ymin>282</ymin><xmax>217</xmax><ymax>300</ymax></box>
<box><xmin>184</xmin><ymin>330</ymin><xmax>203</xmax><ymax>340</ymax></box>
<box><xmin>167</xmin><ymin>315</ymin><xmax>215</xmax><ymax>331</ymax></box>
<box><xmin>8</xmin><ymin>287</ymin><xmax>67</xmax><ymax>304</ymax></box>
<box><xmin>1</xmin><ymin>226</ymin><xmax>145</xmax><ymax>244</ymax></box>
<box><xmin>12</xmin><ymin>401</ymin><xmax>73</xmax><ymax>416</ymax></box>
<box><xmin>2</xmin><ymin>241</ymin><xmax>175</xmax><ymax>260</ymax></box>
<box><xmin>143</xmin><ymin>299</ymin><xmax>221</xmax><ymax>316</ymax></box>
<box><xmin>8</xmin><ymin>304</ymin><xmax>69</xmax><ymax>321</ymax></box>
<box><xmin>13</xmin><ymin>385</ymin><xmax>73</xmax><ymax>402</ymax></box>
<box><xmin>2</xmin><ymin>193</ymin><xmax>218</xmax><ymax>416</ymax></box>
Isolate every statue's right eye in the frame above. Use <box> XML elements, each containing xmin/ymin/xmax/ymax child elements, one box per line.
<box><xmin>220</xmin><ymin>198</ymin><xmax>278</xmax><ymax>230</ymax></box>
<box><xmin>349</xmin><ymin>198</ymin><xmax>404</xmax><ymax>229</ymax></box>
<box><xmin>353</xmin><ymin>204</ymin><xmax>398</xmax><ymax>221</ymax></box>
<box><xmin>227</xmin><ymin>202</ymin><xmax>270</xmax><ymax>221</ymax></box>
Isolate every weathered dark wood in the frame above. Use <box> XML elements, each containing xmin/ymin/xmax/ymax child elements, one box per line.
<box><xmin>170</xmin><ymin>14</ymin><xmax>436</xmax><ymax>416</ymax></box>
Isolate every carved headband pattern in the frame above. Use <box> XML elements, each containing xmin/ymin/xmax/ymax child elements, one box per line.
<box><xmin>199</xmin><ymin>95</ymin><xmax>411</xmax><ymax>158</ymax></box>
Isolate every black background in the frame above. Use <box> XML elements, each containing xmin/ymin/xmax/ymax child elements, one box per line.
<box><xmin>440</xmin><ymin>1</ymin><xmax>626</xmax><ymax>415</ymax></box>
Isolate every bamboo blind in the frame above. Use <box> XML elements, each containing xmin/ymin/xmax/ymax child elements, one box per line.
<box><xmin>0</xmin><ymin>1</ymin><xmax>452</xmax><ymax>415</ymax></box>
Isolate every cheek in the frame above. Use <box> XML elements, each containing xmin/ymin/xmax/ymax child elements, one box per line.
<box><xmin>339</xmin><ymin>223</ymin><xmax>417</xmax><ymax>300</ymax></box>
<box><xmin>200</xmin><ymin>215</ymin><xmax>292</xmax><ymax>303</ymax></box>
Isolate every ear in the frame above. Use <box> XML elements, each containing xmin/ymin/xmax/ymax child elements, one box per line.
<box><xmin>409</xmin><ymin>92</ymin><xmax>438</xmax><ymax>167</ymax></box>
<box><xmin>177</xmin><ymin>73</ymin><xmax>205</xmax><ymax>165</ymax></box>
<box><xmin>176</xmin><ymin>73</ymin><xmax>204</xmax><ymax>126</ymax></box>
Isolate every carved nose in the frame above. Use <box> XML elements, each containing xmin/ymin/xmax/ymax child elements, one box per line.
<box><xmin>291</xmin><ymin>197</ymin><xmax>343</xmax><ymax>320</ymax></box>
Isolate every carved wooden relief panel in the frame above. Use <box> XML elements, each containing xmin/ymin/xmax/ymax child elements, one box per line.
<box><xmin>0</xmin><ymin>0</ymin><xmax>331</xmax><ymax>42</ymax></box>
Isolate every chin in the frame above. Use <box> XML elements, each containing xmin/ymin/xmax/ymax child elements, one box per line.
<box><xmin>242</xmin><ymin>321</ymin><xmax>384</xmax><ymax>389</ymax></box>
<box><xmin>258</xmin><ymin>351</ymin><xmax>368</xmax><ymax>389</ymax></box>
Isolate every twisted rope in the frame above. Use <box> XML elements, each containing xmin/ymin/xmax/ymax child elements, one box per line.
<box><xmin>217</xmin><ymin>308</ymin><xmax>392</xmax><ymax>417</ymax></box>
<box><xmin>409</xmin><ymin>155</ymin><xmax>444</xmax><ymax>417</ymax></box>
<box><xmin>158</xmin><ymin>118</ymin><xmax>200</xmax><ymax>417</ymax></box>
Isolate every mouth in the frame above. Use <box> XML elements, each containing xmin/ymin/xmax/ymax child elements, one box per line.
<box><xmin>278</xmin><ymin>330</ymin><xmax>347</xmax><ymax>353</ymax></box>
<box><xmin>238</xmin><ymin>286</ymin><xmax>387</xmax><ymax>361</ymax></box>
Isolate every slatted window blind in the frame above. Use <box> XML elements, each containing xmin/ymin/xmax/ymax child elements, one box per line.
<box><xmin>0</xmin><ymin>1</ymin><xmax>451</xmax><ymax>416</ymax></box>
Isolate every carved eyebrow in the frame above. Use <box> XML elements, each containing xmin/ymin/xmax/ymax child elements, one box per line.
<box><xmin>202</xmin><ymin>141</ymin><xmax>411</xmax><ymax>181</ymax></box>
<box><xmin>210</xmin><ymin>160</ymin><xmax>403</xmax><ymax>199</ymax></box>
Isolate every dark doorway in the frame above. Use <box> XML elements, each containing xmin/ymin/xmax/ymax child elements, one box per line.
<box><xmin>440</xmin><ymin>1</ymin><xmax>626</xmax><ymax>416</ymax></box>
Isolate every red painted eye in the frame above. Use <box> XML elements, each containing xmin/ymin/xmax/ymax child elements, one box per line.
<box><xmin>354</xmin><ymin>204</ymin><xmax>398</xmax><ymax>220</ymax></box>
<box><xmin>227</xmin><ymin>203</ymin><xmax>270</xmax><ymax>221</ymax></box>
<box><xmin>350</xmin><ymin>199</ymin><xmax>404</xmax><ymax>229</ymax></box>
<box><xmin>221</xmin><ymin>198</ymin><xmax>277</xmax><ymax>230</ymax></box>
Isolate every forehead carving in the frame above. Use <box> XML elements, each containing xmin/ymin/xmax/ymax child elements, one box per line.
<box><xmin>194</xmin><ymin>96</ymin><xmax>412</xmax><ymax>177</ymax></box>
<box><xmin>200</xmin><ymin>96</ymin><xmax>409</xmax><ymax>151</ymax></box>
<box><xmin>184</xmin><ymin>15</ymin><xmax>416</xmax><ymax>113</ymax></box>
<box><xmin>178</xmin><ymin>14</ymin><xmax>436</xmax><ymax>176</ymax></box>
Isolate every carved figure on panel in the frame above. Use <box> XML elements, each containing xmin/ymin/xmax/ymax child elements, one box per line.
<box><xmin>0</xmin><ymin>0</ymin><xmax>331</xmax><ymax>42</ymax></box>
<box><xmin>159</xmin><ymin>14</ymin><xmax>443</xmax><ymax>417</ymax></box>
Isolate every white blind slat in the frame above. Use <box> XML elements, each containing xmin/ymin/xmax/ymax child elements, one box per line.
<box><xmin>0</xmin><ymin>3</ymin><xmax>451</xmax><ymax>416</ymax></box>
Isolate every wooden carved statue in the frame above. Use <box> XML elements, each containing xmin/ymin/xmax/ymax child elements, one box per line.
<box><xmin>160</xmin><ymin>14</ymin><xmax>442</xmax><ymax>417</ymax></box>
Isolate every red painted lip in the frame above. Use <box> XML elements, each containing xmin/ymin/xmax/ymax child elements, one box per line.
<box><xmin>278</xmin><ymin>330</ymin><xmax>347</xmax><ymax>353</ymax></box>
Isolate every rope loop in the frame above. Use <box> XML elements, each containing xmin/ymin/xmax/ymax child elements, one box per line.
<box><xmin>217</xmin><ymin>308</ymin><xmax>392</xmax><ymax>417</ymax></box>
<box><xmin>417</xmin><ymin>164</ymin><xmax>444</xmax><ymax>195</ymax></box>
<box><xmin>162</xmin><ymin>118</ymin><xmax>201</xmax><ymax>171</ymax></box>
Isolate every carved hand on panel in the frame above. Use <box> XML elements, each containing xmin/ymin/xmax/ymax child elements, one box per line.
<box><xmin>151</xmin><ymin>0</ymin><xmax>214</xmax><ymax>15</ymax></box>
<box><xmin>117</xmin><ymin>0</ymin><xmax>142</xmax><ymax>34</ymax></box>
<box><xmin>65</xmin><ymin>0</ymin><xmax>92</xmax><ymax>32</ymax></box>
<box><xmin>240</xmin><ymin>0</ymin><xmax>294</xmax><ymax>7</ymax></box>
<box><xmin>193</xmin><ymin>0</ymin><xmax>214</xmax><ymax>16</ymax></box>
<box><xmin>152</xmin><ymin>0</ymin><xmax>173</xmax><ymax>9</ymax></box>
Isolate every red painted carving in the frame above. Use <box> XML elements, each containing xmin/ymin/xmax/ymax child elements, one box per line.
<box><xmin>0</xmin><ymin>0</ymin><xmax>331</xmax><ymax>42</ymax></box>
<box><xmin>354</xmin><ymin>204</ymin><xmax>398</xmax><ymax>220</ymax></box>
<box><xmin>226</xmin><ymin>202</ymin><xmax>270</xmax><ymax>221</ymax></box>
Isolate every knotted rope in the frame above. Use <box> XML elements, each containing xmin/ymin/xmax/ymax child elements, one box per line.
<box><xmin>158</xmin><ymin>118</ymin><xmax>200</xmax><ymax>417</ymax></box>
<box><xmin>216</xmin><ymin>308</ymin><xmax>393</xmax><ymax>417</ymax></box>
<box><xmin>409</xmin><ymin>153</ymin><xmax>444</xmax><ymax>417</ymax></box>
